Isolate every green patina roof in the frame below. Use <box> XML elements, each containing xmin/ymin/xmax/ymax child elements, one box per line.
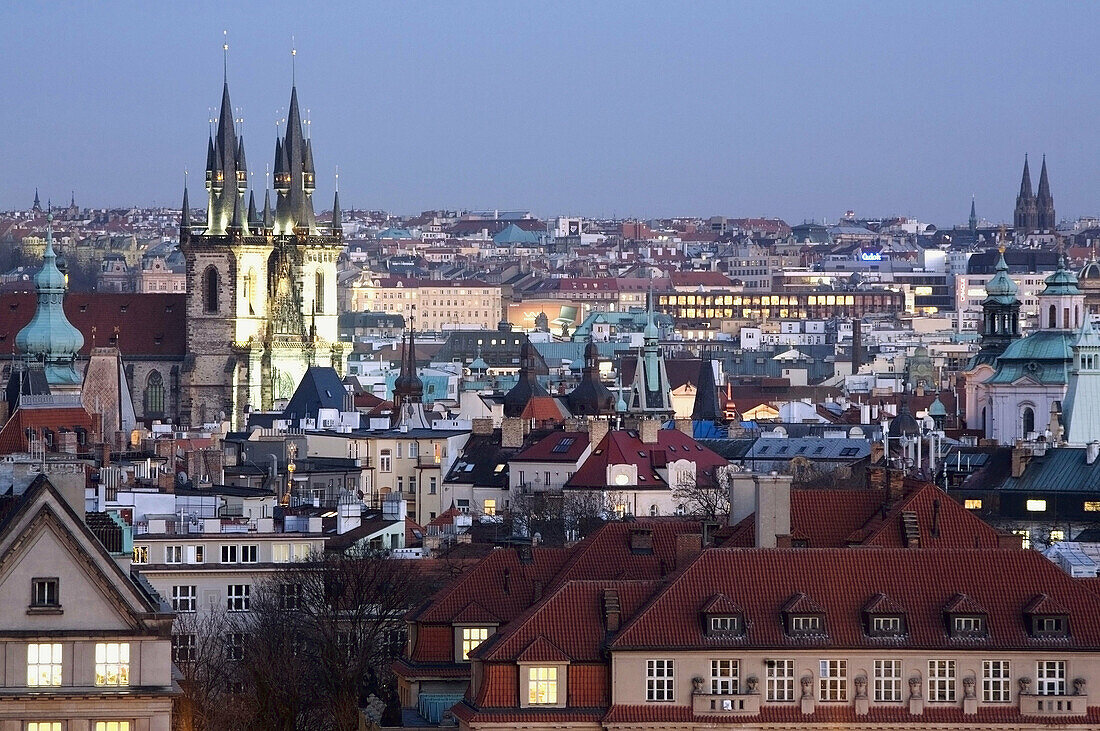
<box><xmin>1041</xmin><ymin>257</ymin><xmax>1081</xmax><ymax>296</ymax></box>
<box><xmin>987</xmin><ymin>330</ymin><xmax>1074</xmax><ymax>385</ymax></box>
<box><xmin>927</xmin><ymin>396</ymin><xmax>947</xmax><ymax>417</ymax></box>
<box><xmin>984</xmin><ymin>250</ymin><xmax>1018</xmax><ymax>300</ymax></box>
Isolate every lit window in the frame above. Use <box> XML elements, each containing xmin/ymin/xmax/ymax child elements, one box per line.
<box><xmin>94</xmin><ymin>723</ymin><xmax>130</xmax><ymax>731</ymax></box>
<box><xmin>27</xmin><ymin>724</ymin><xmax>62</xmax><ymax>731</ymax></box>
<box><xmin>272</xmin><ymin>544</ymin><xmax>290</xmax><ymax>563</ymax></box>
<box><xmin>964</xmin><ymin>499</ymin><xmax>982</xmax><ymax>510</ymax></box>
<box><xmin>94</xmin><ymin>642</ymin><xmax>130</xmax><ymax>686</ymax></box>
<box><xmin>646</xmin><ymin>659</ymin><xmax>675</xmax><ymax>702</ymax></box>
<box><xmin>292</xmin><ymin>543</ymin><xmax>311</xmax><ymax>560</ymax></box>
<box><xmin>461</xmin><ymin>627</ymin><xmax>489</xmax><ymax>660</ymax></box>
<box><xmin>711</xmin><ymin>659</ymin><xmax>739</xmax><ymax>694</ymax></box>
<box><xmin>132</xmin><ymin>545</ymin><xmax>149</xmax><ymax>564</ymax></box>
<box><xmin>27</xmin><ymin>643</ymin><xmax>62</xmax><ymax>686</ymax></box>
<box><xmin>32</xmin><ymin>578</ymin><xmax>59</xmax><ymax>607</ymax></box>
<box><xmin>983</xmin><ymin>660</ymin><xmax>1011</xmax><ymax>702</ymax></box>
<box><xmin>927</xmin><ymin>660</ymin><xmax>955</xmax><ymax>702</ymax></box>
<box><xmin>191</xmin><ymin>545</ymin><xmax>205</xmax><ymax>563</ymax></box>
<box><xmin>818</xmin><ymin>659</ymin><xmax>846</xmax><ymax>701</ymax></box>
<box><xmin>227</xmin><ymin>584</ymin><xmax>251</xmax><ymax>612</ymax></box>
<box><xmin>484</xmin><ymin>499</ymin><xmax>496</xmax><ymax>516</ymax></box>
<box><xmin>1085</xmin><ymin>501</ymin><xmax>1100</xmax><ymax>512</ymax></box>
<box><xmin>1027</xmin><ymin>499</ymin><xmax>1047</xmax><ymax>512</ymax></box>
<box><xmin>172</xmin><ymin>585</ymin><xmax>197</xmax><ymax>612</ymax></box>
<box><xmin>1014</xmin><ymin>529</ymin><xmax>1032</xmax><ymax>549</ymax></box>
<box><xmin>528</xmin><ymin>666</ymin><xmax>558</xmax><ymax>704</ymax></box>
<box><xmin>873</xmin><ymin>659</ymin><xmax>902</xmax><ymax>702</ymax></box>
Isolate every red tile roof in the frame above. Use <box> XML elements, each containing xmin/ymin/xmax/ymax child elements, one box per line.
<box><xmin>566</xmin><ymin>429</ymin><xmax>728</xmax><ymax>490</ymax></box>
<box><xmin>510</xmin><ymin>431</ymin><xmax>590</xmax><ymax>463</ymax></box>
<box><xmin>0</xmin><ymin>293</ymin><xmax>186</xmax><ymax>357</ymax></box>
<box><xmin>0</xmin><ymin>405</ymin><xmax>98</xmax><ymax>454</ymax></box>
<box><xmin>611</xmin><ymin>548</ymin><xmax>1100</xmax><ymax>651</ymax></box>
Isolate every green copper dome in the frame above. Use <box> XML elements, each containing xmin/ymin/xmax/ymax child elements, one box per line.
<box><xmin>15</xmin><ymin>215</ymin><xmax>84</xmax><ymax>385</ymax></box>
<box><xmin>927</xmin><ymin>395</ymin><xmax>947</xmax><ymax>417</ymax></box>
<box><xmin>1041</xmin><ymin>255</ymin><xmax>1081</xmax><ymax>297</ymax></box>
<box><xmin>984</xmin><ymin>249</ymin><xmax>1018</xmax><ymax>303</ymax></box>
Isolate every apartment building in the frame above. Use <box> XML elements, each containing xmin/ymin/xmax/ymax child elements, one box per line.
<box><xmin>348</xmin><ymin>275</ymin><xmax>503</xmax><ymax>331</ymax></box>
<box><xmin>0</xmin><ymin>476</ymin><xmax>176</xmax><ymax>730</ymax></box>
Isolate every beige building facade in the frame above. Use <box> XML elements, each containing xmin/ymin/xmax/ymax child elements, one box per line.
<box><xmin>349</xmin><ymin>276</ymin><xmax>503</xmax><ymax>332</ymax></box>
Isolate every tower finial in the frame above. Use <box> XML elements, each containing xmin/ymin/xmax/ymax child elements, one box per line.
<box><xmin>222</xmin><ymin>30</ymin><xmax>228</xmax><ymax>82</ymax></box>
<box><xmin>291</xmin><ymin>37</ymin><xmax>297</xmax><ymax>86</ymax></box>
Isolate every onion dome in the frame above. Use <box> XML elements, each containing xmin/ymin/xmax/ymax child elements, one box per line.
<box><xmin>567</xmin><ymin>340</ymin><xmax>615</xmax><ymax>416</ymax></box>
<box><xmin>984</xmin><ymin>249</ymin><xmax>1018</xmax><ymax>301</ymax></box>
<box><xmin>888</xmin><ymin>399</ymin><xmax>920</xmax><ymax>438</ymax></box>
<box><xmin>503</xmin><ymin>339</ymin><xmax>549</xmax><ymax>417</ymax></box>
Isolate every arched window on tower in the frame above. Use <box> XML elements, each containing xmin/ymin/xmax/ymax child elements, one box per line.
<box><xmin>1022</xmin><ymin>406</ymin><xmax>1035</xmax><ymax>438</ymax></box>
<box><xmin>203</xmin><ymin>267</ymin><xmax>219</xmax><ymax>314</ymax></box>
<box><xmin>245</xmin><ymin>268</ymin><xmax>257</xmax><ymax>316</ymax></box>
<box><xmin>144</xmin><ymin>370</ymin><xmax>165</xmax><ymax>418</ymax></box>
<box><xmin>315</xmin><ymin>269</ymin><xmax>325</xmax><ymax>314</ymax></box>
<box><xmin>1049</xmin><ymin>304</ymin><xmax>1057</xmax><ymax>329</ymax></box>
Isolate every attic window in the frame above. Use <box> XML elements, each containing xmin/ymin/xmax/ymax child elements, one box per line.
<box><xmin>668</xmin><ymin>445</ymin><xmax>676</xmax><ymax>452</ymax></box>
<box><xmin>708</xmin><ymin>615</ymin><xmax>741</xmax><ymax>636</ymax></box>
<box><xmin>951</xmin><ymin>616</ymin><xmax>985</xmax><ymax>636</ymax></box>
<box><xmin>758</xmin><ymin>446</ymin><xmax>769</xmax><ymax>454</ymax></box>
<box><xmin>120</xmin><ymin>304</ymin><xmax>128</xmax><ymax>313</ymax></box>
<box><xmin>78</xmin><ymin>304</ymin><xmax>87</xmax><ymax>312</ymax></box>
<box><xmin>494</xmin><ymin>464</ymin><xmax>505</xmax><ymax>473</ymax></box>
<box><xmin>788</xmin><ymin>615</ymin><xmax>822</xmax><ymax>635</ymax></box>
<box><xmin>840</xmin><ymin>447</ymin><xmax>861</xmax><ymax>457</ymax></box>
<box><xmin>638</xmin><ymin>451</ymin><xmax>647</xmax><ymax>457</ymax></box>
<box><xmin>869</xmin><ymin>615</ymin><xmax>904</xmax><ymax>636</ymax></box>
<box><xmin>551</xmin><ymin>437</ymin><xmax>576</xmax><ymax>453</ymax></box>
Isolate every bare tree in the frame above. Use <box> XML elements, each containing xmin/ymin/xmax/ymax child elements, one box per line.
<box><xmin>171</xmin><ymin>609</ymin><xmax>252</xmax><ymax>731</ymax></box>
<box><xmin>672</xmin><ymin>471</ymin><xmax>730</xmax><ymax>520</ymax></box>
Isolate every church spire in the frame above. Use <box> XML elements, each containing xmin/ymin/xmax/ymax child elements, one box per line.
<box><xmin>1037</xmin><ymin>155</ymin><xmax>1056</xmax><ymax>231</ymax></box>
<box><xmin>180</xmin><ymin>184</ymin><xmax>191</xmax><ymax>231</ymax></box>
<box><xmin>247</xmin><ymin>190</ymin><xmax>258</xmax><ymax>228</ymax></box>
<box><xmin>1014</xmin><ymin>154</ymin><xmax>1038</xmax><ymax>234</ymax></box>
<box><xmin>968</xmin><ymin>196</ymin><xmax>977</xmax><ymax>235</ymax></box>
<box><xmin>32</xmin><ymin>188</ymin><xmax>41</xmax><ymax>212</ymax></box>
<box><xmin>331</xmin><ymin>189</ymin><xmax>342</xmax><ymax>235</ymax></box>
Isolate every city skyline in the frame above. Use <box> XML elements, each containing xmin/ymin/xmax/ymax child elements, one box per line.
<box><xmin>5</xmin><ymin>1</ymin><xmax>1100</xmax><ymax>224</ymax></box>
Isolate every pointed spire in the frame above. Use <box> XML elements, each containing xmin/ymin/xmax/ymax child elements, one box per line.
<box><xmin>70</xmin><ymin>190</ymin><xmax>75</xmax><ymax>209</ymax></box>
<box><xmin>1038</xmin><ymin>155</ymin><xmax>1051</xmax><ymax>199</ymax></box>
<box><xmin>230</xmin><ymin>189</ymin><xmax>243</xmax><ymax>232</ymax></box>
<box><xmin>236</xmin><ymin>136</ymin><xmax>248</xmax><ymax>189</ymax></box>
<box><xmin>181</xmin><ymin>184</ymin><xmax>191</xmax><ymax>230</ymax></box>
<box><xmin>969</xmin><ymin>196</ymin><xmax>977</xmax><ymax>234</ymax></box>
<box><xmin>1019</xmin><ymin>154</ymin><xmax>1033</xmax><ymax>198</ymax></box>
<box><xmin>247</xmin><ymin>190</ymin><xmax>258</xmax><ymax>226</ymax></box>
<box><xmin>331</xmin><ymin>189</ymin><xmax>342</xmax><ymax>234</ymax></box>
<box><xmin>205</xmin><ymin>135</ymin><xmax>217</xmax><ymax>183</ymax></box>
<box><xmin>263</xmin><ymin>189</ymin><xmax>273</xmax><ymax>230</ymax></box>
<box><xmin>32</xmin><ymin>188</ymin><xmax>41</xmax><ymax>212</ymax></box>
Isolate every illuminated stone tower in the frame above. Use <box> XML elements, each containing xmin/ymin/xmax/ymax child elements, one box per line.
<box><xmin>179</xmin><ymin>52</ymin><xmax>345</xmax><ymax>428</ymax></box>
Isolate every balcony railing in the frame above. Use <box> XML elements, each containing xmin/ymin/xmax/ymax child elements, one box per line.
<box><xmin>1020</xmin><ymin>692</ymin><xmax>1089</xmax><ymax>716</ymax></box>
<box><xmin>691</xmin><ymin>690</ymin><xmax>761</xmax><ymax>716</ymax></box>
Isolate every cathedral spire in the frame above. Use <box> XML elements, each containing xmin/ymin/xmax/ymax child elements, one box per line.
<box><xmin>1037</xmin><ymin>155</ymin><xmax>1056</xmax><ymax>230</ymax></box>
<box><xmin>1014</xmin><ymin>154</ymin><xmax>1039</xmax><ymax>234</ymax></box>
<box><xmin>331</xmin><ymin>188</ymin><xmax>342</xmax><ymax>235</ymax></box>
<box><xmin>32</xmin><ymin>188</ymin><xmax>41</xmax><ymax>212</ymax></box>
<box><xmin>247</xmin><ymin>189</ymin><xmax>258</xmax><ymax>228</ymax></box>
<box><xmin>180</xmin><ymin>183</ymin><xmax>191</xmax><ymax>231</ymax></box>
<box><xmin>262</xmin><ymin>188</ymin><xmax>273</xmax><ymax>230</ymax></box>
<box><xmin>1019</xmin><ymin>154</ymin><xmax>1033</xmax><ymax>198</ymax></box>
<box><xmin>968</xmin><ymin>196</ymin><xmax>977</xmax><ymax>235</ymax></box>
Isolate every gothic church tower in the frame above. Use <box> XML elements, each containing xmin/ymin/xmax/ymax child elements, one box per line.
<box><xmin>179</xmin><ymin>59</ymin><xmax>345</xmax><ymax>429</ymax></box>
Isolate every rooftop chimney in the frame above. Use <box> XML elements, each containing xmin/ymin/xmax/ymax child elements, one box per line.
<box><xmin>629</xmin><ymin>526</ymin><xmax>654</xmax><ymax>554</ymax></box>
<box><xmin>1088</xmin><ymin>442</ymin><xmax>1100</xmax><ymax>466</ymax></box>
<box><xmin>754</xmin><ymin>472</ymin><xmax>792</xmax><ymax>549</ymax></box>
<box><xmin>603</xmin><ymin>589</ymin><xmax>621</xmax><ymax>632</ymax></box>
<box><xmin>639</xmin><ymin>418</ymin><xmax>660</xmax><ymax>445</ymax></box>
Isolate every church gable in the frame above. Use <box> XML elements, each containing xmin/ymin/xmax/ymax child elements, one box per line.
<box><xmin>0</xmin><ymin>480</ymin><xmax>164</xmax><ymax>634</ymax></box>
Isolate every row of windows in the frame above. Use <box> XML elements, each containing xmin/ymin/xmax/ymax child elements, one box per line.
<box><xmin>26</xmin><ymin>642</ymin><xmax>130</xmax><ymax>688</ymax></box>
<box><xmin>643</xmin><ymin>658</ymin><xmax>1068</xmax><ymax>702</ymax></box>
<box><xmin>28</xmin><ymin>724</ymin><xmax>129</xmax><ymax>731</ymax></box>
<box><xmin>133</xmin><ymin>543</ymin><xmax>312</xmax><ymax>565</ymax></box>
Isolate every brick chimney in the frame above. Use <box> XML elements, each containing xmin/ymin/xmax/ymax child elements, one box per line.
<box><xmin>603</xmin><ymin>589</ymin><xmax>621</xmax><ymax>632</ymax></box>
<box><xmin>675</xmin><ymin>532</ymin><xmax>703</xmax><ymax>569</ymax></box>
<box><xmin>1011</xmin><ymin>443</ymin><xmax>1030</xmax><ymax>478</ymax></box>
<box><xmin>629</xmin><ymin>526</ymin><xmax>654</xmax><ymax>554</ymax></box>
<box><xmin>674</xmin><ymin>417</ymin><xmax>693</xmax><ymax>436</ymax></box>
<box><xmin>587</xmin><ymin>418</ymin><xmax>610</xmax><ymax>450</ymax></box>
<box><xmin>471</xmin><ymin>417</ymin><xmax>494</xmax><ymax>436</ymax></box>
<box><xmin>501</xmin><ymin>417</ymin><xmax>525</xmax><ymax>448</ymax></box>
<box><xmin>639</xmin><ymin>418</ymin><xmax>660</xmax><ymax>445</ymax></box>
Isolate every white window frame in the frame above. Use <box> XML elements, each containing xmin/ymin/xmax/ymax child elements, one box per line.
<box><xmin>173</xmin><ymin>633</ymin><xmax>197</xmax><ymax>664</ymax></box>
<box><xmin>272</xmin><ymin>543</ymin><xmax>290</xmax><ymax>563</ymax></box>
<box><xmin>819</xmin><ymin>659</ymin><xmax>847</xmax><ymax>701</ymax></box>
<box><xmin>791</xmin><ymin>615</ymin><xmax>821</xmax><ymax>633</ymax></box>
<box><xmin>871</xmin><ymin>616</ymin><xmax>901</xmax><ymax>634</ymax></box>
<box><xmin>94</xmin><ymin>642</ymin><xmax>130</xmax><ymax>687</ymax></box>
<box><xmin>646</xmin><ymin>659</ymin><xmax>675</xmax><ymax>702</ymax></box>
<box><xmin>172</xmin><ymin>585</ymin><xmax>197</xmax><ymax>612</ymax></box>
<box><xmin>27</xmin><ymin>723</ymin><xmax>62</xmax><ymax>731</ymax></box>
<box><xmin>766</xmin><ymin>659</ymin><xmax>795</xmax><ymax>702</ymax></box>
<box><xmin>1036</xmin><ymin>660</ymin><xmax>1066</xmax><ymax>695</ymax></box>
<box><xmin>927</xmin><ymin>659</ymin><xmax>956</xmax><ymax>702</ymax></box>
<box><xmin>94</xmin><ymin>722</ymin><xmax>131</xmax><ymax>731</ymax></box>
<box><xmin>873</xmin><ymin>659</ymin><xmax>902</xmax><ymax>702</ymax></box>
<box><xmin>710</xmin><ymin>616</ymin><xmax>739</xmax><ymax>634</ymax></box>
<box><xmin>132</xmin><ymin>545</ymin><xmax>149</xmax><ymax>564</ymax></box>
<box><xmin>165</xmin><ymin>545</ymin><xmax>183</xmax><ymax>563</ymax></box>
<box><xmin>710</xmin><ymin>659</ymin><xmax>738</xmax><ymax>694</ymax></box>
<box><xmin>460</xmin><ymin>626</ymin><xmax>489</xmax><ymax>661</ymax></box>
<box><xmin>527</xmin><ymin>666</ymin><xmax>558</xmax><ymax>705</ymax></box>
<box><xmin>221</xmin><ymin>544</ymin><xmax>238</xmax><ymax>564</ymax></box>
<box><xmin>982</xmin><ymin>660</ymin><xmax>1011</xmax><ymax>702</ymax></box>
<box><xmin>953</xmin><ymin>616</ymin><xmax>983</xmax><ymax>634</ymax></box>
<box><xmin>227</xmin><ymin>584</ymin><xmax>251</xmax><ymax>612</ymax></box>
<box><xmin>26</xmin><ymin>643</ymin><xmax>62</xmax><ymax>687</ymax></box>
<box><xmin>240</xmin><ymin>544</ymin><xmax>258</xmax><ymax>563</ymax></box>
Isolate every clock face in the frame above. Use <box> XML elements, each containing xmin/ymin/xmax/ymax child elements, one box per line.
<box><xmin>615</xmin><ymin>473</ymin><xmax>629</xmax><ymax>486</ymax></box>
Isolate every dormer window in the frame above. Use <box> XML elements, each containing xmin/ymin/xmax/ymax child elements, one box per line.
<box><xmin>952</xmin><ymin>615</ymin><xmax>985</xmax><ymax>635</ymax></box>
<box><xmin>781</xmin><ymin>592</ymin><xmax>826</xmax><ymax>637</ymax></box>
<box><xmin>871</xmin><ymin>616</ymin><xmax>902</xmax><ymax>634</ymax></box>
<box><xmin>789</xmin><ymin>615</ymin><xmax>822</xmax><ymax>634</ymax></box>
<box><xmin>863</xmin><ymin>593</ymin><xmax>907</xmax><ymax>637</ymax></box>
<box><xmin>1025</xmin><ymin>594</ymin><xmax>1071</xmax><ymax>638</ymax></box>
<box><xmin>710</xmin><ymin>616</ymin><xmax>740</xmax><ymax>634</ymax></box>
<box><xmin>701</xmin><ymin>594</ymin><xmax>746</xmax><ymax>638</ymax></box>
<box><xmin>945</xmin><ymin>593</ymin><xmax>989</xmax><ymax>638</ymax></box>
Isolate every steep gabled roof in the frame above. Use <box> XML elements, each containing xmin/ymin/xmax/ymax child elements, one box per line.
<box><xmin>282</xmin><ymin>366</ymin><xmax>347</xmax><ymax>421</ymax></box>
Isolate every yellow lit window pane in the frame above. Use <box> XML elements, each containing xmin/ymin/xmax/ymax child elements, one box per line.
<box><xmin>964</xmin><ymin>499</ymin><xmax>982</xmax><ymax>510</ymax></box>
<box><xmin>27</xmin><ymin>643</ymin><xmax>62</xmax><ymax>687</ymax></box>
<box><xmin>528</xmin><ymin>666</ymin><xmax>558</xmax><ymax>704</ymax></box>
<box><xmin>461</xmin><ymin>627</ymin><xmax>489</xmax><ymax>660</ymax></box>
<box><xmin>95</xmin><ymin>724</ymin><xmax>131</xmax><ymax>731</ymax></box>
<box><xmin>27</xmin><ymin>724</ymin><xmax>62</xmax><ymax>731</ymax></box>
<box><xmin>1026</xmin><ymin>499</ymin><xmax>1047</xmax><ymax>512</ymax></box>
<box><xmin>94</xmin><ymin>643</ymin><xmax>130</xmax><ymax>687</ymax></box>
<box><xmin>1085</xmin><ymin>501</ymin><xmax>1100</xmax><ymax>512</ymax></box>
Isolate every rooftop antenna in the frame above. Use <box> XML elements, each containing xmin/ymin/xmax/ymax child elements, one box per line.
<box><xmin>208</xmin><ymin>107</ymin><xmax>214</xmax><ymax>136</ymax></box>
<box><xmin>335</xmin><ymin>165</ymin><xmax>339</xmax><ymax>191</ymax></box>
<box><xmin>306</xmin><ymin>108</ymin><xmax>311</xmax><ymax>139</ymax></box>
<box><xmin>291</xmin><ymin>36</ymin><xmax>297</xmax><ymax>86</ymax></box>
<box><xmin>222</xmin><ymin>30</ymin><xmax>229</xmax><ymax>82</ymax></box>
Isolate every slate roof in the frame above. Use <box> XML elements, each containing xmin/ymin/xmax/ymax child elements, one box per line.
<box><xmin>743</xmin><ymin>437</ymin><xmax>869</xmax><ymax>461</ymax></box>
<box><xmin>282</xmin><ymin>367</ymin><xmax>348</xmax><ymax>421</ymax></box>
<box><xmin>510</xmin><ymin>431</ymin><xmax>590</xmax><ymax>463</ymax></box>
<box><xmin>565</xmin><ymin>429</ymin><xmax>729</xmax><ymax>490</ymax></box>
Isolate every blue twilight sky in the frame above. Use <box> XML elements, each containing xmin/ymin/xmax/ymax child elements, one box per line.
<box><xmin>3</xmin><ymin>1</ymin><xmax>1098</xmax><ymax>225</ymax></box>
